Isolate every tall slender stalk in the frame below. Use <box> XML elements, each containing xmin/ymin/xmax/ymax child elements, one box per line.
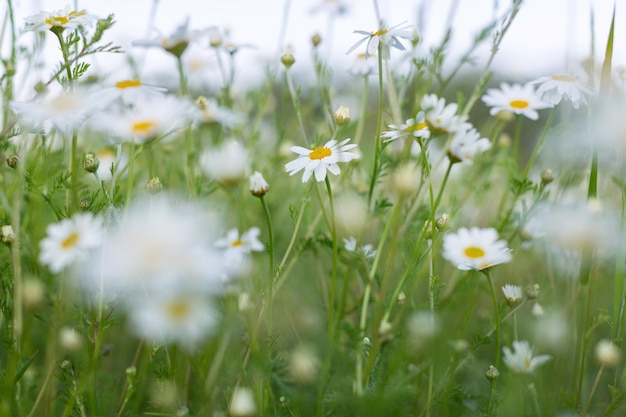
<box><xmin>367</xmin><ymin>45</ymin><xmax>385</xmax><ymax>206</ymax></box>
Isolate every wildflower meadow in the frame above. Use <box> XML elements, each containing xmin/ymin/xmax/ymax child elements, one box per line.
<box><xmin>2</xmin><ymin>0</ymin><xmax>626</xmax><ymax>416</ymax></box>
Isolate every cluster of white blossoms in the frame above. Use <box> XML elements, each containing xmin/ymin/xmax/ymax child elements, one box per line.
<box><xmin>37</xmin><ymin>195</ymin><xmax>262</xmax><ymax>350</ymax></box>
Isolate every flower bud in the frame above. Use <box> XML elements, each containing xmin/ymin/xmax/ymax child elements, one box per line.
<box><xmin>79</xmin><ymin>199</ymin><xmax>90</xmax><ymax>211</ymax></box>
<box><xmin>595</xmin><ymin>339</ymin><xmax>621</xmax><ymax>367</ymax></box>
<box><xmin>526</xmin><ymin>284</ymin><xmax>540</xmax><ymax>300</ymax></box>
<box><xmin>436</xmin><ymin>213</ymin><xmax>450</xmax><ymax>231</ymax></box>
<box><xmin>147</xmin><ymin>177</ymin><xmax>163</xmax><ymax>193</ymax></box>
<box><xmin>229</xmin><ymin>387</ymin><xmax>257</xmax><ymax>416</ymax></box>
<box><xmin>540</xmin><ymin>169</ymin><xmax>554</xmax><ymax>185</ymax></box>
<box><xmin>84</xmin><ymin>152</ymin><xmax>100</xmax><ymax>173</ymax></box>
<box><xmin>249</xmin><ymin>171</ymin><xmax>269</xmax><ymax>197</ymax></box>
<box><xmin>281</xmin><ymin>52</ymin><xmax>295</xmax><ymax>68</ymax></box>
<box><xmin>311</xmin><ymin>33</ymin><xmax>322</xmax><ymax>48</ymax></box>
<box><xmin>334</xmin><ymin>106</ymin><xmax>350</xmax><ymax>125</ymax></box>
<box><xmin>59</xmin><ymin>327</ymin><xmax>82</xmax><ymax>352</ymax></box>
<box><xmin>289</xmin><ymin>346</ymin><xmax>320</xmax><ymax>384</ymax></box>
<box><xmin>485</xmin><ymin>365</ymin><xmax>500</xmax><ymax>381</ymax></box>
<box><xmin>6</xmin><ymin>154</ymin><xmax>19</xmax><ymax>169</ymax></box>
<box><xmin>496</xmin><ymin>110</ymin><xmax>514</xmax><ymax>123</ymax></box>
<box><xmin>23</xmin><ymin>278</ymin><xmax>45</xmax><ymax>308</ymax></box>
<box><xmin>1</xmin><ymin>225</ymin><xmax>15</xmax><ymax>245</ymax></box>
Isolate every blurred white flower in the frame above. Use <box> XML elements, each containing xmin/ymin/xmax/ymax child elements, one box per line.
<box><xmin>482</xmin><ymin>83</ymin><xmax>551</xmax><ymax>120</ymax></box>
<box><xmin>530</xmin><ymin>73</ymin><xmax>594</xmax><ymax>109</ymax></box>
<box><xmin>501</xmin><ymin>284</ymin><xmax>523</xmax><ymax>305</ymax></box>
<box><xmin>347</xmin><ymin>21</ymin><xmax>413</xmax><ymax>59</ymax></box>
<box><xmin>421</xmin><ymin>94</ymin><xmax>468</xmax><ymax>135</ymax></box>
<box><xmin>349</xmin><ymin>52</ymin><xmax>377</xmax><ymax>77</ymax></box>
<box><xmin>24</xmin><ymin>6</ymin><xmax>97</xmax><ymax>33</ymax></box>
<box><xmin>12</xmin><ymin>89</ymin><xmax>97</xmax><ymax>134</ymax></box>
<box><xmin>39</xmin><ymin>213</ymin><xmax>103</xmax><ymax>273</ymax></box>
<box><xmin>82</xmin><ymin>196</ymin><xmax>225</xmax><ymax>299</ymax></box>
<box><xmin>447</xmin><ymin>126</ymin><xmax>491</xmax><ymax>164</ymax></box>
<box><xmin>503</xmin><ymin>340</ymin><xmax>551</xmax><ymax>374</ymax></box>
<box><xmin>133</xmin><ymin>17</ymin><xmax>213</xmax><ymax>57</ymax></box>
<box><xmin>93</xmin><ymin>147</ymin><xmax>128</xmax><ymax>182</ymax></box>
<box><xmin>285</xmin><ymin>138</ymin><xmax>359</xmax><ymax>183</ymax></box>
<box><xmin>249</xmin><ymin>171</ymin><xmax>270</xmax><ymax>197</ymax></box>
<box><xmin>93</xmin><ymin>79</ymin><xmax>167</xmax><ymax>106</ymax></box>
<box><xmin>128</xmin><ymin>291</ymin><xmax>217</xmax><ymax>351</ymax></box>
<box><xmin>442</xmin><ymin>227</ymin><xmax>512</xmax><ymax>271</ymax></box>
<box><xmin>200</xmin><ymin>140</ymin><xmax>250</xmax><ymax>184</ymax></box>
<box><xmin>229</xmin><ymin>387</ymin><xmax>257</xmax><ymax>417</ymax></box>
<box><xmin>214</xmin><ymin>227</ymin><xmax>265</xmax><ymax>268</ymax></box>
<box><xmin>382</xmin><ymin>113</ymin><xmax>430</xmax><ymax>143</ymax></box>
<box><xmin>595</xmin><ymin>339</ymin><xmax>621</xmax><ymax>367</ymax></box>
<box><xmin>90</xmin><ymin>96</ymin><xmax>196</xmax><ymax>144</ymax></box>
<box><xmin>195</xmin><ymin>97</ymin><xmax>243</xmax><ymax>128</ymax></box>
<box><xmin>343</xmin><ymin>237</ymin><xmax>376</xmax><ymax>259</ymax></box>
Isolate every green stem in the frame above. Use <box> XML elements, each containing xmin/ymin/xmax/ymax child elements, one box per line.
<box><xmin>484</xmin><ymin>270</ymin><xmax>501</xmax><ymax>369</ymax></box>
<box><xmin>260</xmin><ymin>196</ymin><xmax>275</xmax><ymax>335</ymax></box>
<box><xmin>276</xmin><ymin>184</ymin><xmax>312</xmax><ymax>279</ymax></box>
<box><xmin>522</xmin><ymin>107</ymin><xmax>557</xmax><ymax>179</ymax></box>
<box><xmin>325</xmin><ymin>177</ymin><xmax>338</xmax><ymax>330</ymax></box>
<box><xmin>284</xmin><ymin>67</ymin><xmax>310</xmax><ymax>145</ymax></box>
<box><xmin>511</xmin><ymin>114</ymin><xmax>522</xmax><ymax>164</ymax></box>
<box><xmin>580</xmin><ymin>365</ymin><xmax>604</xmax><ymax>417</ymax></box>
<box><xmin>367</xmin><ymin>45</ymin><xmax>385</xmax><ymax>206</ymax></box>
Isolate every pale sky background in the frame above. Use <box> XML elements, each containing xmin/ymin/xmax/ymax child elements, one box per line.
<box><xmin>2</xmin><ymin>0</ymin><xmax>624</xmax><ymax>94</ymax></box>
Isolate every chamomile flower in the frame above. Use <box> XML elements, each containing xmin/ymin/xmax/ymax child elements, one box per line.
<box><xmin>128</xmin><ymin>291</ymin><xmax>217</xmax><ymax>351</ymax></box>
<box><xmin>382</xmin><ymin>113</ymin><xmax>430</xmax><ymax>143</ymax></box>
<box><xmin>39</xmin><ymin>213</ymin><xmax>103</xmax><ymax>273</ymax></box>
<box><xmin>349</xmin><ymin>52</ymin><xmax>377</xmax><ymax>77</ymax></box>
<box><xmin>249</xmin><ymin>171</ymin><xmax>270</xmax><ymax>197</ymax></box>
<box><xmin>133</xmin><ymin>17</ymin><xmax>213</xmax><ymax>58</ymax></box>
<box><xmin>285</xmin><ymin>138</ymin><xmax>359</xmax><ymax>183</ymax></box>
<box><xmin>442</xmin><ymin>227</ymin><xmax>512</xmax><ymax>271</ymax></box>
<box><xmin>200</xmin><ymin>140</ymin><xmax>250</xmax><ymax>184</ymax></box>
<box><xmin>214</xmin><ymin>227</ymin><xmax>265</xmax><ymax>267</ymax></box>
<box><xmin>346</xmin><ymin>21</ymin><xmax>413</xmax><ymax>60</ymax></box>
<box><xmin>12</xmin><ymin>89</ymin><xmax>98</xmax><ymax>134</ymax></box>
<box><xmin>503</xmin><ymin>340</ymin><xmax>551</xmax><ymax>374</ymax></box>
<box><xmin>90</xmin><ymin>96</ymin><xmax>196</xmax><ymax>144</ymax></box>
<box><xmin>94</xmin><ymin>79</ymin><xmax>167</xmax><ymax>106</ymax></box>
<box><xmin>420</xmin><ymin>94</ymin><xmax>468</xmax><ymax>135</ymax></box>
<box><xmin>24</xmin><ymin>5</ymin><xmax>96</xmax><ymax>33</ymax></box>
<box><xmin>482</xmin><ymin>83</ymin><xmax>551</xmax><ymax>120</ymax></box>
<box><xmin>447</xmin><ymin>126</ymin><xmax>491</xmax><ymax>164</ymax></box>
<box><xmin>530</xmin><ymin>73</ymin><xmax>595</xmax><ymax>109</ymax></box>
<box><xmin>501</xmin><ymin>284</ymin><xmax>523</xmax><ymax>305</ymax></box>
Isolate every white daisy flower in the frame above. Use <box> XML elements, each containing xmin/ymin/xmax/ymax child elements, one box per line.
<box><xmin>346</xmin><ymin>21</ymin><xmax>413</xmax><ymax>60</ymax></box>
<box><xmin>133</xmin><ymin>17</ymin><xmax>212</xmax><ymax>57</ymax></box>
<box><xmin>24</xmin><ymin>6</ymin><xmax>97</xmax><ymax>33</ymax></box>
<box><xmin>93</xmin><ymin>79</ymin><xmax>167</xmax><ymax>106</ymax></box>
<box><xmin>200</xmin><ymin>140</ymin><xmax>250</xmax><ymax>184</ymax></box>
<box><xmin>530</xmin><ymin>73</ymin><xmax>595</xmax><ymax>109</ymax></box>
<box><xmin>349</xmin><ymin>52</ymin><xmax>377</xmax><ymax>77</ymax></box>
<box><xmin>501</xmin><ymin>284</ymin><xmax>523</xmax><ymax>305</ymax></box>
<box><xmin>442</xmin><ymin>227</ymin><xmax>512</xmax><ymax>271</ymax></box>
<box><xmin>128</xmin><ymin>291</ymin><xmax>217</xmax><ymax>351</ymax></box>
<box><xmin>82</xmin><ymin>196</ymin><xmax>225</xmax><ymax>299</ymax></box>
<box><xmin>503</xmin><ymin>340</ymin><xmax>551</xmax><ymax>374</ymax></box>
<box><xmin>214</xmin><ymin>227</ymin><xmax>265</xmax><ymax>267</ymax></box>
<box><xmin>420</xmin><ymin>94</ymin><xmax>468</xmax><ymax>135</ymax></box>
<box><xmin>447</xmin><ymin>126</ymin><xmax>491</xmax><ymax>164</ymax></box>
<box><xmin>11</xmin><ymin>89</ymin><xmax>98</xmax><ymax>134</ymax></box>
<box><xmin>482</xmin><ymin>83</ymin><xmax>551</xmax><ymax>120</ymax></box>
<box><xmin>39</xmin><ymin>213</ymin><xmax>103</xmax><ymax>273</ymax></box>
<box><xmin>90</xmin><ymin>96</ymin><xmax>197</xmax><ymax>144</ymax></box>
<box><xmin>343</xmin><ymin>237</ymin><xmax>376</xmax><ymax>259</ymax></box>
<box><xmin>285</xmin><ymin>138</ymin><xmax>359</xmax><ymax>183</ymax></box>
<box><xmin>382</xmin><ymin>113</ymin><xmax>430</xmax><ymax>143</ymax></box>
<box><xmin>195</xmin><ymin>97</ymin><xmax>243</xmax><ymax>128</ymax></box>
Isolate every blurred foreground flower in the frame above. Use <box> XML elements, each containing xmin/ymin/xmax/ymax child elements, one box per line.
<box><xmin>346</xmin><ymin>21</ymin><xmax>413</xmax><ymax>59</ymax></box>
<box><xmin>482</xmin><ymin>83</ymin><xmax>551</xmax><ymax>120</ymax></box>
<box><xmin>39</xmin><ymin>213</ymin><xmax>103</xmax><ymax>273</ymax></box>
<box><xmin>200</xmin><ymin>140</ymin><xmax>250</xmax><ymax>184</ymax></box>
<box><xmin>442</xmin><ymin>227</ymin><xmax>512</xmax><ymax>271</ymax></box>
<box><xmin>285</xmin><ymin>138</ymin><xmax>359</xmax><ymax>182</ymax></box>
<box><xmin>503</xmin><ymin>340</ymin><xmax>551</xmax><ymax>374</ymax></box>
<box><xmin>133</xmin><ymin>17</ymin><xmax>212</xmax><ymax>58</ymax></box>
<box><xmin>421</xmin><ymin>94</ymin><xmax>469</xmax><ymax>135</ymax></box>
<box><xmin>530</xmin><ymin>73</ymin><xmax>594</xmax><ymax>109</ymax></box>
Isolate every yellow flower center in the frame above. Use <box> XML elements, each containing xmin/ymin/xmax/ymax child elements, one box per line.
<box><xmin>131</xmin><ymin>120</ymin><xmax>157</xmax><ymax>135</ymax></box>
<box><xmin>372</xmin><ymin>29</ymin><xmax>389</xmax><ymax>37</ymax></box>
<box><xmin>115</xmin><ymin>79</ymin><xmax>142</xmax><ymax>89</ymax></box>
<box><xmin>464</xmin><ymin>246</ymin><xmax>485</xmax><ymax>259</ymax></box>
<box><xmin>309</xmin><ymin>146</ymin><xmax>332</xmax><ymax>160</ymax></box>
<box><xmin>551</xmin><ymin>74</ymin><xmax>576</xmax><ymax>82</ymax></box>
<box><xmin>231</xmin><ymin>240</ymin><xmax>243</xmax><ymax>247</ymax></box>
<box><xmin>61</xmin><ymin>232</ymin><xmax>80</xmax><ymax>249</ymax></box>
<box><xmin>509</xmin><ymin>100</ymin><xmax>529</xmax><ymax>109</ymax></box>
<box><xmin>406</xmin><ymin>122</ymin><xmax>428</xmax><ymax>133</ymax></box>
<box><xmin>46</xmin><ymin>15</ymin><xmax>70</xmax><ymax>26</ymax></box>
<box><xmin>166</xmin><ymin>300</ymin><xmax>190</xmax><ymax>320</ymax></box>
<box><xmin>524</xmin><ymin>358</ymin><xmax>531</xmax><ymax>369</ymax></box>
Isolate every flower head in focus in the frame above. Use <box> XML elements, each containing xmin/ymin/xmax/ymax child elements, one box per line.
<box><xmin>346</xmin><ymin>21</ymin><xmax>413</xmax><ymax>60</ymax></box>
<box><xmin>530</xmin><ymin>73</ymin><xmax>594</xmax><ymax>109</ymax></box>
<box><xmin>24</xmin><ymin>6</ymin><xmax>97</xmax><ymax>33</ymax></box>
<box><xmin>285</xmin><ymin>138</ymin><xmax>359</xmax><ymax>182</ymax></box>
<box><xmin>382</xmin><ymin>113</ymin><xmax>430</xmax><ymax>143</ymax></box>
<box><xmin>442</xmin><ymin>227</ymin><xmax>512</xmax><ymax>271</ymax></box>
<box><xmin>503</xmin><ymin>340</ymin><xmax>551</xmax><ymax>374</ymax></box>
<box><xmin>482</xmin><ymin>83</ymin><xmax>551</xmax><ymax>120</ymax></box>
<box><xmin>39</xmin><ymin>213</ymin><xmax>103</xmax><ymax>273</ymax></box>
